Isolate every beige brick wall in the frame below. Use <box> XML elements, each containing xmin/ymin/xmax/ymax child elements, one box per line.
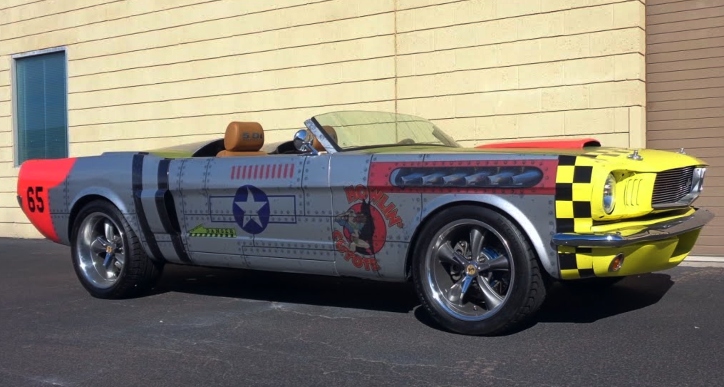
<box><xmin>0</xmin><ymin>0</ymin><xmax>646</xmax><ymax>238</ymax></box>
<box><xmin>396</xmin><ymin>0</ymin><xmax>646</xmax><ymax>147</ymax></box>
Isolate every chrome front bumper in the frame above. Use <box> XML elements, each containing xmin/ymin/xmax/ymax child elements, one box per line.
<box><xmin>551</xmin><ymin>209</ymin><xmax>715</xmax><ymax>248</ymax></box>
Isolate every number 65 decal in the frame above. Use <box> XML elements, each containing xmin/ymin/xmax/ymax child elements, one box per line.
<box><xmin>27</xmin><ymin>186</ymin><xmax>45</xmax><ymax>213</ymax></box>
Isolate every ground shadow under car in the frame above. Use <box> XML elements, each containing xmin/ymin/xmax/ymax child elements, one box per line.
<box><xmin>151</xmin><ymin>263</ymin><xmax>421</xmax><ymax>314</ymax></box>
<box><xmin>0</xmin><ymin>238</ymin><xmax>680</xmax><ymax>334</ymax></box>
<box><xmin>153</xmin><ymin>264</ymin><xmax>674</xmax><ymax>333</ymax></box>
<box><xmin>415</xmin><ymin>273</ymin><xmax>675</xmax><ymax>334</ymax></box>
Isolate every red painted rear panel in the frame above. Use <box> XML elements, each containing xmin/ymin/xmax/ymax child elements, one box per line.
<box><xmin>17</xmin><ymin>158</ymin><xmax>77</xmax><ymax>242</ymax></box>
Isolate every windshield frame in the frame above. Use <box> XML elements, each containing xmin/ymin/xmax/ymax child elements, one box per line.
<box><xmin>304</xmin><ymin>110</ymin><xmax>460</xmax><ymax>153</ymax></box>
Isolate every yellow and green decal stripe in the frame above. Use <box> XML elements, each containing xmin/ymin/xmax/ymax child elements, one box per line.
<box><xmin>188</xmin><ymin>224</ymin><xmax>237</xmax><ymax>238</ymax></box>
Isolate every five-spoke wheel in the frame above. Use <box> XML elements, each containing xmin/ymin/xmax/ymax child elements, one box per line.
<box><xmin>76</xmin><ymin>212</ymin><xmax>126</xmax><ymax>289</ymax></box>
<box><xmin>71</xmin><ymin>200</ymin><xmax>163</xmax><ymax>299</ymax></box>
<box><xmin>413</xmin><ymin>205</ymin><xmax>546</xmax><ymax>335</ymax></box>
<box><xmin>425</xmin><ymin>219</ymin><xmax>513</xmax><ymax>321</ymax></box>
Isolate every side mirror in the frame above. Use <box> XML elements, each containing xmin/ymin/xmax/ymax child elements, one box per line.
<box><xmin>293</xmin><ymin>130</ymin><xmax>318</xmax><ymax>155</ymax></box>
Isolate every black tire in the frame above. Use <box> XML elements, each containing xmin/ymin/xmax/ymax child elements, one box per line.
<box><xmin>70</xmin><ymin>200</ymin><xmax>163</xmax><ymax>299</ymax></box>
<box><xmin>412</xmin><ymin>205</ymin><xmax>546</xmax><ymax>336</ymax></box>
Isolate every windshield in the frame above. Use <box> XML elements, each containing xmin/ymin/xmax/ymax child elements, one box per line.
<box><xmin>310</xmin><ymin>111</ymin><xmax>460</xmax><ymax>151</ymax></box>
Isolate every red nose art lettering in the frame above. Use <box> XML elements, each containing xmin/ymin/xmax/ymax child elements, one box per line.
<box><xmin>343</xmin><ymin>185</ymin><xmax>404</xmax><ymax>229</ymax></box>
<box><xmin>333</xmin><ymin>230</ymin><xmax>381</xmax><ymax>271</ymax></box>
<box><xmin>17</xmin><ymin>158</ymin><xmax>77</xmax><ymax>242</ymax></box>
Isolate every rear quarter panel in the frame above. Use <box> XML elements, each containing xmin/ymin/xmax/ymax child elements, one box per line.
<box><xmin>25</xmin><ymin>152</ymin><xmax>184</xmax><ymax>266</ymax></box>
<box><xmin>62</xmin><ymin>153</ymin><xmax>143</xmax><ymax>246</ymax></box>
<box><xmin>63</xmin><ymin>153</ymin><xmax>190</xmax><ymax>264</ymax></box>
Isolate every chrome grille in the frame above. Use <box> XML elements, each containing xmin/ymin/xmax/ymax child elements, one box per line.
<box><xmin>652</xmin><ymin>167</ymin><xmax>695</xmax><ymax>205</ymax></box>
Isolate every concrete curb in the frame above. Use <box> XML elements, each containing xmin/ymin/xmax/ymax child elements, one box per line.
<box><xmin>685</xmin><ymin>256</ymin><xmax>724</xmax><ymax>262</ymax></box>
<box><xmin>681</xmin><ymin>256</ymin><xmax>724</xmax><ymax>268</ymax></box>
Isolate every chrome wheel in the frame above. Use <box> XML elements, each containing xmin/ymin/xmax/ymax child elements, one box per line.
<box><xmin>76</xmin><ymin>212</ymin><xmax>126</xmax><ymax>289</ymax></box>
<box><xmin>425</xmin><ymin>219</ymin><xmax>513</xmax><ymax>321</ymax></box>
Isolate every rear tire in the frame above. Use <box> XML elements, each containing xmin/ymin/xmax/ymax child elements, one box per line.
<box><xmin>70</xmin><ymin>200</ymin><xmax>163</xmax><ymax>299</ymax></box>
<box><xmin>412</xmin><ymin>205</ymin><xmax>546</xmax><ymax>336</ymax></box>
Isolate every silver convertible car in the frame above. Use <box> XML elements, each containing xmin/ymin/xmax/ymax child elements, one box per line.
<box><xmin>17</xmin><ymin>111</ymin><xmax>713</xmax><ymax>335</ymax></box>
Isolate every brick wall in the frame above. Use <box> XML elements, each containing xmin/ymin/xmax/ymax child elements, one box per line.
<box><xmin>0</xmin><ymin>0</ymin><xmax>646</xmax><ymax>238</ymax></box>
<box><xmin>396</xmin><ymin>0</ymin><xmax>646</xmax><ymax>147</ymax></box>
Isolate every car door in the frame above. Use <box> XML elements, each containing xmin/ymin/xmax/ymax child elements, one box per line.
<box><xmin>170</xmin><ymin>154</ymin><xmax>334</xmax><ymax>273</ymax></box>
<box><xmin>328</xmin><ymin>153</ymin><xmax>421</xmax><ymax>280</ymax></box>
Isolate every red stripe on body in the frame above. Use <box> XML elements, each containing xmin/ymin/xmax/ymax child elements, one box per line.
<box><xmin>368</xmin><ymin>159</ymin><xmax>558</xmax><ymax>195</ymax></box>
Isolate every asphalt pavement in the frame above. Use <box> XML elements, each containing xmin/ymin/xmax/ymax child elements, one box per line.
<box><xmin>1</xmin><ymin>238</ymin><xmax>722</xmax><ymax>387</ymax></box>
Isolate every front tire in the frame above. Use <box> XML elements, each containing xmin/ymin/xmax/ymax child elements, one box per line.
<box><xmin>412</xmin><ymin>205</ymin><xmax>546</xmax><ymax>335</ymax></box>
<box><xmin>70</xmin><ymin>200</ymin><xmax>163</xmax><ymax>299</ymax></box>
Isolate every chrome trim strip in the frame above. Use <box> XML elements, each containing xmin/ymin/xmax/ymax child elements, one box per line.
<box><xmin>304</xmin><ymin>118</ymin><xmax>338</xmax><ymax>154</ymax></box>
<box><xmin>551</xmin><ymin>208</ymin><xmax>715</xmax><ymax>248</ymax></box>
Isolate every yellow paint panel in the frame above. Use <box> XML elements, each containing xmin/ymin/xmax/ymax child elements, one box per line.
<box><xmin>572</xmin><ymin>183</ymin><xmax>593</xmax><ymax>202</ymax></box>
<box><xmin>573</xmin><ymin>218</ymin><xmax>593</xmax><ymax>233</ymax></box>
<box><xmin>555</xmin><ymin>165</ymin><xmax>575</xmax><ymax>183</ymax></box>
<box><xmin>555</xmin><ymin>201</ymin><xmax>574</xmax><ymax>219</ymax></box>
<box><xmin>589</xmin><ymin>240</ymin><xmax>679</xmax><ymax>277</ymax></box>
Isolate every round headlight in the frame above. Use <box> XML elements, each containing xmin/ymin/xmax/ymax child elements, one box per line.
<box><xmin>603</xmin><ymin>173</ymin><xmax>616</xmax><ymax>214</ymax></box>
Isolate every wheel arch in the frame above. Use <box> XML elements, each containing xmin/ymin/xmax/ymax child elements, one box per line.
<box><xmin>67</xmin><ymin>188</ymin><xmax>140</xmax><ymax>248</ymax></box>
<box><xmin>404</xmin><ymin>195</ymin><xmax>555</xmax><ymax>280</ymax></box>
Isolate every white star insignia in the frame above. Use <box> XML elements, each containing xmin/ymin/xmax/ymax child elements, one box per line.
<box><xmin>235</xmin><ymin>187</ymin><xmax>269</xmax><ymax>228</ymax></box>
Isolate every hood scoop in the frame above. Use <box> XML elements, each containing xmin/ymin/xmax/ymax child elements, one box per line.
<box><xmin>476</xmin><ymin>138</ymin><xmax>601</xmax><ymax>150</ymax></box>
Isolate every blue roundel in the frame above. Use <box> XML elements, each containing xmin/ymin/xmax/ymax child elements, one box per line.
<box><xmin>232</xmin><ymin>185</ymin><xmax>270</xmax><ymax>234</ymax></box>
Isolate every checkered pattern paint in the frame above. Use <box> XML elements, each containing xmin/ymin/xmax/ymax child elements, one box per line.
<box><xmin>558</xmin><ymin>246</ymin><xmax>596</xmax><ymax>279</ymax></box>
<box><xmin>554</xmin><ymin>148</ymin><xmax>637</xmax><ymax>279</ymax></box>
<box><xmin>554</xmin><ymin>149</ymin><xmax>633</xmax><ymax>229</ymax></box>
<box><xmin>554</xmin><ymin>155</ymin><xmax>597</xmax><ymax>234</ymax></box>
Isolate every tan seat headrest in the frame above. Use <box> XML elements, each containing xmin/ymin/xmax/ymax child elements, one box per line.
<box><xmin>312</xmin><ymin>125</ymin><xmax>338</xmax><ymax>151</ymax></box>
<box><xmin>224</xmin><ymin>122</ymin><xmax>264</xmax><ymax>152</ymax></box>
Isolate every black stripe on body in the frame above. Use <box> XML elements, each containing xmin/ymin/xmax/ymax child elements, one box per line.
<box><xmin>156</xmin><ymin>159</ymin><xmax>192</xmax><ymax>263</ymax></box>
<box><xmin>132</xmin><ymin>153</ymin><xmax>165</xmax><ymax>262</ymax></box>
